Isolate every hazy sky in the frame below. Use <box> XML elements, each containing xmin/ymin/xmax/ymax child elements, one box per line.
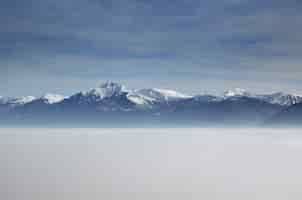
<box><xmin>1</xmin><ymin>0</ymin><xmax>302</xmax><ymax>96</ymax></box>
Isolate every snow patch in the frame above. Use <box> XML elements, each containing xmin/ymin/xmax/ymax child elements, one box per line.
<box><xmin>224</xmin><ymin>88</ymin><xmax>250</xmax><ymax>98</ymax></box>
<box><xmin>127</xmin><ymin>94</ymin><xmax>148</xmax><ymax>105</ymax></box>
<box><xmin>8</xmin><ymin>96</ymin><xmax>36</xmax><ymax>105</ymax></box>
<box><xmin>41</xmin><ymin>94</ymin><xmax>65</xmax><ymax>104</ymax></box>
<box><xmin>136</xmin><ymin>88</ymin><xmax>192</xmax><ymax>102</ymax></box>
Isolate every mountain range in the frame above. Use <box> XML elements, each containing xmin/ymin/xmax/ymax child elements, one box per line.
<box><xmin>1</xmin><ymin>81</ymin><xmax>301</xmax><ymax>126</ymax></box>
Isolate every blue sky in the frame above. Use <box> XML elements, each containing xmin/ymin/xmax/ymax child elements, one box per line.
<box><xmin>1</xmin><ymin>0</ymin><xmax>302</xmax><ymax>96</ymax></box>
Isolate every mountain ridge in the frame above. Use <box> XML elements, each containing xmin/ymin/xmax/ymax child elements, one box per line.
<box><xmin>0</xmin><ymin>81</ymin><xmax>301</xmax><ymax>126</ymax></box>
<box><xmin>2</xmin><ymin>82</ymin><xmax>301</xmax><ymax>107</ymax></box>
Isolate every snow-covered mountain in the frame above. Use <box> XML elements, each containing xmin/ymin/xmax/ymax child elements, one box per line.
<box><xmin>125</xmin><ymin>88</ymin><xmax>192</xmax><ymax>106</ymax></box>
<box><xmin>223</xmin><ymin>88</ymin><xmax>302</xmax><ymax>106</ymax></box>
<box><xmin>256</xmin><ymin>92</ymin><xmax>302</xmax><ymax>106</ymax></box>
<box><xmin>0</xmin><ymin>96</ymin><xmax>36</xmax><ymax>107</ymax></box>
<box><xmin>65</xmin><ymin>82</ymin><xmax>130</xmax><ymax>106</ymax></box>
<box><xmin>3</xmin><ymin>83</ymin><xmax>300</xmax><ymax>108</ymax></box>
<box><xmin>80</xmin><ymin>81</ymin><xmax>127</xmax><ymax>100</ymax></box>
<box><xmin>134</xmin><ymin>88</ymin><xmax>192</xmax><ymax>102</ymax></box>
<box><xmin>11</xmin><ymin>96</ymin><xmax>36</xmax><ymax>105</ymax></box>
<box><xmin>40</xmin><ymin>94</ymin><xmax>66</xmax><ymax>104</ymax></box>
<box><xmin>0</xmin><ymin>82</ymin><xmax>302</xmax><ymax>126</ymax></box>
<box><xmin>61</xmin><ymin>82</ymin><xmax>137</xmax><ymax>112</ymax></box>
<box><xmin>65</xmin><ymin>82</ymin><xmax>192</xmax><ymax>109</ymax></box>
<box><xmin>223</xmin><ymin>88</ymin><xmax>251</xmax><ymax>98</ymax></box>
<box><xmin>0</xmin><ymin>94</ymin><xmax>65</xmax><ymax>107</ymax></box>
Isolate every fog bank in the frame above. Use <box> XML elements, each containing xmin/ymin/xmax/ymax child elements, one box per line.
<box><xmin>1</xmin><ymin>128</ymin><xmax>302</xmax><ymax>200</ymax></box>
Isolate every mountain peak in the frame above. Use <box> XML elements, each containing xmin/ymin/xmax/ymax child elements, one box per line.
<box><xmin>224</xmin><ymin>88</ymin><xmax>251</xmax><ymax>98</ymax></box>
<box><xmin>41</xmin><ymin>94</ymin><xmax>65</xmax><ymax>104</ymax></box>
<box><xmin>99</xmin><ymin>81</ymin><xmax>125</xmax><ymax>90</ymax></box>
<box><xmin>82</xmin><ymin>81</ymin><xmax>127</xmax><ymax>99</ymax></box>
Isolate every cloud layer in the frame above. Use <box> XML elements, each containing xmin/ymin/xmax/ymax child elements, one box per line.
<box><xmin>1</xmin><ymin>0</ymin><xmax>302</xmax><ymax>96</ymax></box>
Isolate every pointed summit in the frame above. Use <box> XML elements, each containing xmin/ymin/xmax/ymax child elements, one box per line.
<box><xmin>83</xmin><ymin>81</ymin><xmax>127</xmax><ymax>99</ymax></box>
<box><xmin>223</xmin><ymin>88</ymin><xmax>251</xmax><ymax>98</ymax></box>
<box><xmin>99</xmin><ymin>81</ymin><xmax>126</xmax><ymax>92</ymax></box>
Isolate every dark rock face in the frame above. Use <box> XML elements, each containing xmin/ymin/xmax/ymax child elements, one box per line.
<box><xmin>267</xmin><ymin>103</ymin><xmax>302</xmax><ymax>126</ymax></box>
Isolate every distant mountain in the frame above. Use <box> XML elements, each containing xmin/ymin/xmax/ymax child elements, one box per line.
<box><xmin>40</xmin><ymin>94</ymin><xmax>66</xmax><ymax>104</ymax></box>
<box><xmin>223</xmin><ymin>88</ymin><xmax>302</xmax><ymax>106</ymax></box>
<box><xmin>223</xmin><ymin>88</ymin><xmax>251</xmax><ymax>98</ymax></box>
<box><xmin>60</xmin><ymin>82</ymin><xmax>136</xmax><ymax>112</ymax></box>
<box><xmin>169</xmin><ymin>95</ymin><xmax>283</xmax><ymax>125</ymax></box>
<box><xmin>59</xmin><ymin>82</ymin><xmax>192</xmax><ymax>111</ymax></box>
<box><xmin>256</xmin><ymin>92</ymin><xmax>302</xmax><ymax>106</ymax></box>
<box><xmin>266</xmin><ymin>102</ymin><xmax>302</xmax><ymax>125</ymax></box>
<box><xmin>134</xmin><ymin>88</ymin><xmax>192</xmax><ymax>103</ymax></box>
<box><xmin>0</xmin><ymin>81</ymin><xmax>301</xmax><ymax>126</ymax></box>
<box><xmin>0</xmin><ymin>96</ymin><xmax>36</xmax><ymax>107</ymax></box>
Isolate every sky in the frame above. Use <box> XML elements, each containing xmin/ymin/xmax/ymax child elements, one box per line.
<box><xmin>1</xmin><ymin>0</ymin><xmax>302</xmax><ymax>97</ymax></box>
